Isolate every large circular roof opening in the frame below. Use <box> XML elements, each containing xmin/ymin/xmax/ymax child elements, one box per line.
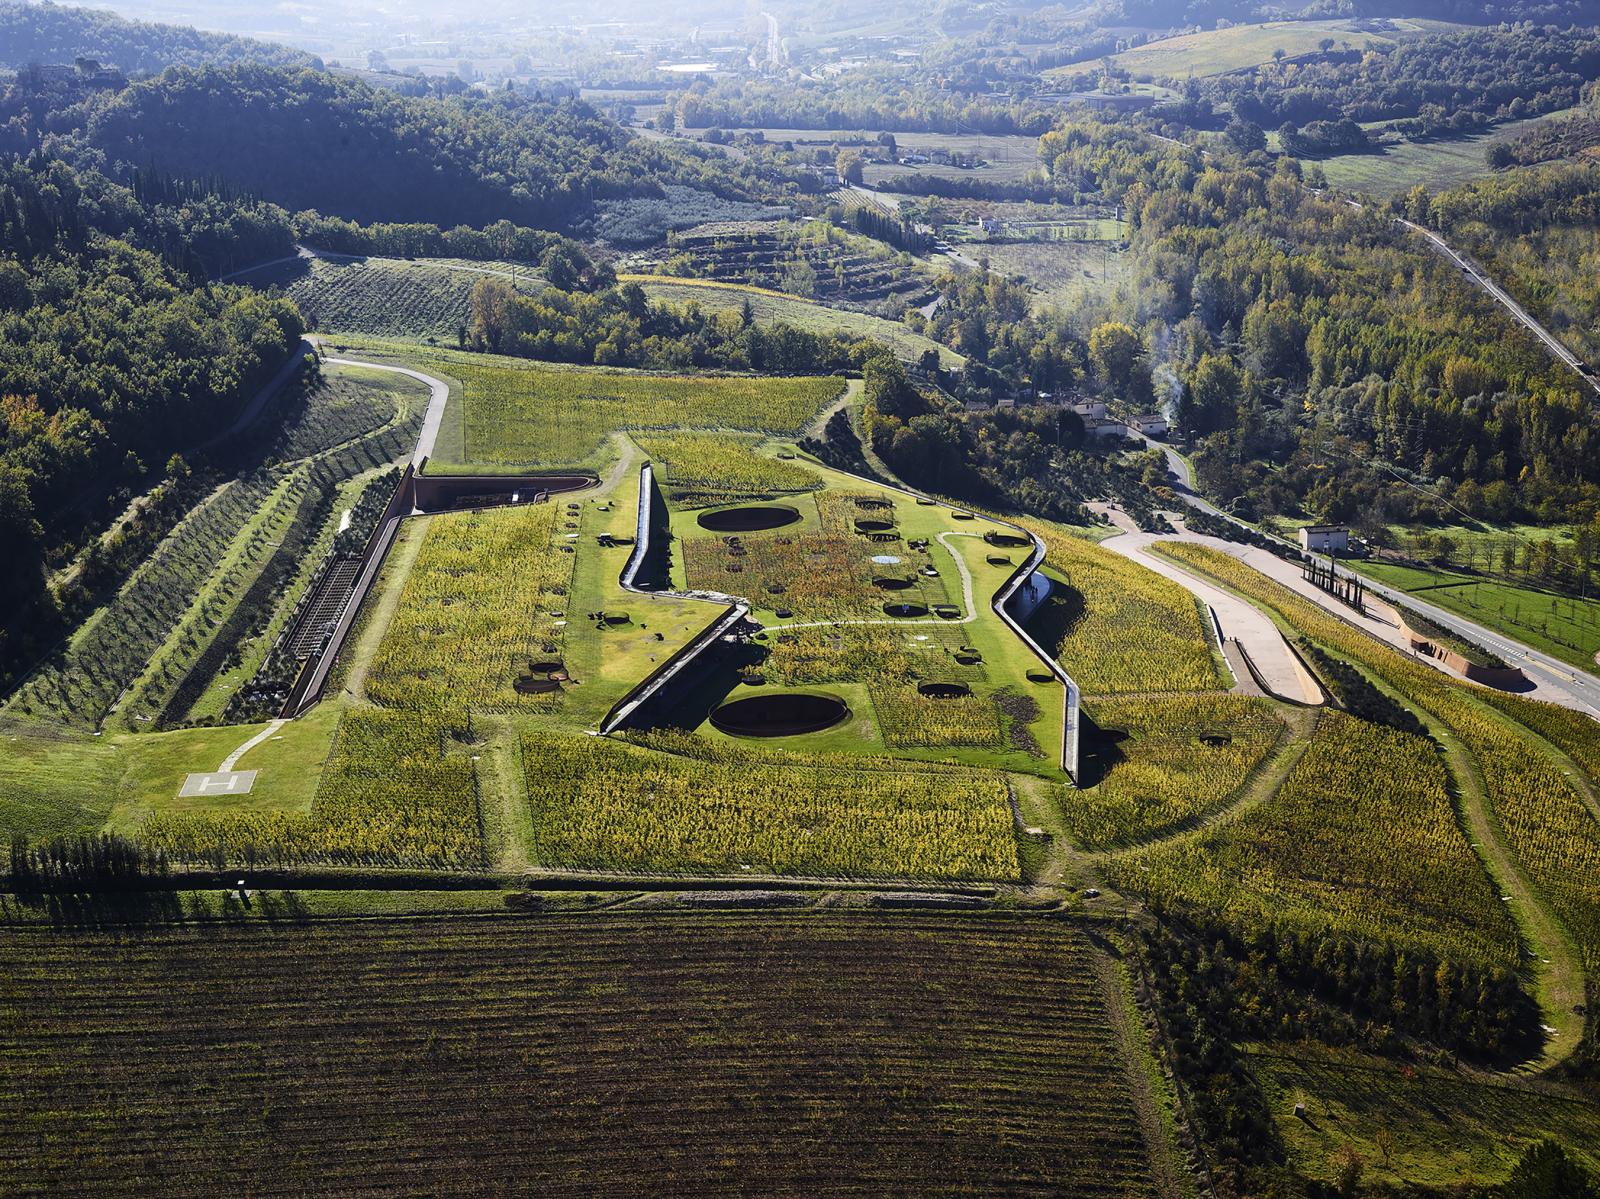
<box><xmin>883</xmin><ymin>602</ymin><xmax>929</xmax><ymax>618</ymax></box>
<box><xmin>873</xmin><ymin>576</ymin><xmax>915</xmax><ymax>590</ymax></box>
<box><xmin>697</xmin><ymin>504</ymin><xmax>801</xmax><ymax>533</ymax></box>
<box><xmin>918</xmin><ymin>681</ymin><xmax>972</xmax><ymax>699</ymax></box>
<box><xmin>854</xmin><ymin>518</ymin><xmax>895</xmax><ymax>534</ymax></box>
<box><xmin>710</xmin><ymin>692</ymin><xmax>850</xmax><ymax>737</ymax></box>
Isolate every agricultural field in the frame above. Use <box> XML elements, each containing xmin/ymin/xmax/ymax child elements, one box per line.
<box><xmin>237</xmin><ymin>253</ymin><xmax>542</xmax><ymax>343</ymax></box>
<box><xmin>1152</xmin><ymin>541</ymin><xmax>1600</xmax><ymax>1038</ymax></box>
<box><xmin>0</xmin><ymin>914</ymin><xmax>1176</xmax><ymax>1197</ymax></box>
<box><xmin>654</xmin><ymin>220</ymin><xmax>934</xmax><ymax>313</ymax></box>
<box><xmin>733</xmin><ymin>129</ymin><xmax>1042</xmax><ymax>186</ymax></box>
<box><xmin>589</xmin><ymin>184</ymin><xmax>789</xmax><ymax>246</ymax></box>
<box><xmin>525</xmin><ymin>729</ymin><xmax>1017</xmax><ymax>878</ymax></box>
<box><xmin>365</xmin><ymin>503</ymin><xmax>574</xmax><ymax>714</ymax></box>
<box><xmin>415</xmin><ymin>350</ymin><xmax>847</xmax><ymax>472</ymax></box>
<box><xmin>1110</xmin><ymin>712</ymin><xmax>1521</xmax><ymax>966</ymax></box>
<box><xmin>1359</xmin><ymin>560</ymin><xmax>1600</xmax><ymax>671</ymax></box>
<box><xmin>1018</xmin><ymin>517</ymin><xmax>1223</xmax><ymax>697</ymax></box>
<box><xmin>1252</xmin><ymin>1047</ymin><xmax>1600</xmax><ymax>1187</ymax></box>
<box><xmin>634</xmin><ymin>431</ymin><xmax>823</xmax><ymax>500</ymax></box>
<box><xmin>972</xmin><ymin>240</ymin><xmax>1134</xmax><ymax>313</ymax></box>
<box><xmin>1083</xmin><ymin>17</ymin><xmax>1455</xmax><ymax>79</ymax></box>
<box><xmin>1311</xmin><ymin>109</ymin><xmax>1583</xmax><ymax>196</ymax></box>
<box><xmin>629</xmin><ymin>276</ymin><xmax>965</xmax><ymax>367</ymax></box>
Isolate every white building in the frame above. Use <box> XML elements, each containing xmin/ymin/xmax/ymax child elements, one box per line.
<box><xmin>1298</xmin><ymin>525</ymin><xmax>1349</xmax><ymax>554</ymax></box>
<box><xmin>1131</xmin><ymin>413</ymin><xmax>1169</xmax><ymax>437</ymax></box>
<box><xmin>1082</xmin><ymin>416</ymin><xmax>1129</xmax><ymax>440</ymax></box>
<box><xmin>1070</xmin><ymin>399</ymin><xmax>1107</xmax><ymax>419</ymax></box>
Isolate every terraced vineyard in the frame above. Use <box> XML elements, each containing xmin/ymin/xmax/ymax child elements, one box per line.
<box><xmin>0</xmin><ymin>914</ymin><xmax>1169</xmax><ymax>1198</ymax></box>
<box><xmin>244</xmin><ymin>255</ymin><xmax>539</xmax><ymax>342</ymax></box>
<box><xmin>658</xmin><ymin>220</ymin><xmax>932</xmax><ymax>312</ymax></box>
<box><xmin>3</xmin><ymin>366</ymin><xmax>421</xmax><ymax>731</ymax></box>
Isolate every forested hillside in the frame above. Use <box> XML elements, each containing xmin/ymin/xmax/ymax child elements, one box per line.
<box><xmin>1426</xmin><ymin>160</ymin><xmax>1600</xmax><ymax>374</ymax></box>
<box><xmin>1198</xmin><ymin>25</ymin><xmax>1600</xmax><ymax>143</ymax></box>
<box><xmin>0</xmin><ymin>155</ymin><xmax>304</xmax><ymax>684</ymax></box>
<box><xmin>0</xmin><ymin>2</ymin><xmax>316</xmax><ymax>74</ymax></box>
<box><xmin>67</xmin><ymin>65</ymin><xmax>785</xmax><ymax>230</ymax></box>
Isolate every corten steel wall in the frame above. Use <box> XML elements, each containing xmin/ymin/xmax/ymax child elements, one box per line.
<box><xmin>990</xmin><ymin>536</ymin><xmax>1081</xmax><ymax>783</ymax></box>
<box><xmin>1397</xmin><ymin>618</ymin><xmax>1528</xmax><ymax>690</ymax></box>
<box><xmin>410</xmin><ymin>471</ymin><xmax>593</xmax><ymax>512</ymax></box>
<box><xmin>602</xmin><ymin>462</ymin><xmax>747</xmax><ymax>734</ymax></box>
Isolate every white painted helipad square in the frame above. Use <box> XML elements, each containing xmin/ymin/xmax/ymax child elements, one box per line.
<box><xmin>179</xmin><ymin>770</ymin><xmax>258</xmax><ymax>797</ymax></box>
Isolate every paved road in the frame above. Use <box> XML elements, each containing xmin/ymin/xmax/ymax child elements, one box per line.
<box><xmin>1128</xmin><ymin>433</ymin><xmax>1600</xmax><ymax>716</ymax></box>
<box><xmin>322</xmin><ymin>354</ymin><xmax>451</xmax><ymax>469</ymax></box>
<box><xmin>761</xmin><ymin>11</ymin><xmax>785</xmax><ymax>69</ymax></box>
<box><xmin>1096</xmin><ymin>511</ymin><xmax>1323</xmax><ymax>705</ymax></box>
<box><xmin>1397</xmin><ymin>218</ymin><xmax>1599</xmax><ymax>397</ymax></box>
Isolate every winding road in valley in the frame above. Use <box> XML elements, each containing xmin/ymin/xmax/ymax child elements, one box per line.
<box><xmin>1396</xmin><ymin>217</ymin><xmax>1600</xmax><ymax>397</ymax></box>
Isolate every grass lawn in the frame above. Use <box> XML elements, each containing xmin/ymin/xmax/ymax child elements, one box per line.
<box><xmin>1358</xmin><ymin>560</ymin><xmax>1600</xmax><ymax>669</ymax></box>
<box><xmin>0</xmin><ymin>700</ymin><xmax>345</xmax><ymax>845</ymax></box>
<box><xmin>0</xmin><ymin>721</ymin><xmax>122</xmax><ymax>839</ymax></box>
<box><xmin>106</xmin><ymin>701</ymin><xmax>345</xmax><ymax>834</ymax></box>
<box><xmin>1253</xmin><ymin>1046</ymin><xmax>1600</xmax><ymax>1186</ymax></box>
<box><xmin>631</xmin><ymin>276</ymin><xmax>965</xmax><ymax>368</ymax></box>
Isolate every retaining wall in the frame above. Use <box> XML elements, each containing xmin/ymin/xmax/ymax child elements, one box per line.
<box><xmin>1398</xmin><ymin>619</ymin><xmax>1528</xmax><ymax>690</ymax></box>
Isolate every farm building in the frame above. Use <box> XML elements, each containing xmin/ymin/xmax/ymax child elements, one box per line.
<box><xmin>1131</xmin><ymin>413</ymin><xmax>1169</xmax><ymax>437</ymax></box>
<box><xmin>1071</xmin><ymin>399</ymin><xmax>1108</xmax><ymax>419</ymax></box>
<box><xmin>1083</xmin><ymin>416</ymin><xmax>1129</xmax><ymax>439</ymax></box>
<box><xmin>1298</xmin><ymin>525</ymin><xmax>1349</xmax><ymax>554</ymax></box>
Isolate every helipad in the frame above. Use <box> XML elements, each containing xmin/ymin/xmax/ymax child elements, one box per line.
<box><xmin>179</xmin><ymin>770</ymin><xmax>258</xmax><ymax>797</ymax></box>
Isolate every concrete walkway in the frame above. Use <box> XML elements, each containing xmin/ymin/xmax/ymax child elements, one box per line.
<box><xmin>219</xmin><ymin>719</ymin><xmax>286</xmax><ymax>772</ymax></box>
<box><xmin>1103</xmin><ymin>527</ymin><xmax>1323</xmax><ymax>706</ymax></box>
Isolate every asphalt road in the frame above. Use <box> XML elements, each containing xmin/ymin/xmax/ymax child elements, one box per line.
<box><xmin>1128</xmin><ymin>432</ymin><xmax>1600</xmax><ymax>718</ymax></box>
<box><xmin>1397</xmin><ymin>218</ymin><xmax>1600</xmax><ymax>397</ymax></box>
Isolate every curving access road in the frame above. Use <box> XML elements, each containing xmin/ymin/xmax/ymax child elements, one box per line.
<box><xmin>1128</xmin><ymin>431</ymin><xmax>1600</xmax><ymax>718</ymax></box>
